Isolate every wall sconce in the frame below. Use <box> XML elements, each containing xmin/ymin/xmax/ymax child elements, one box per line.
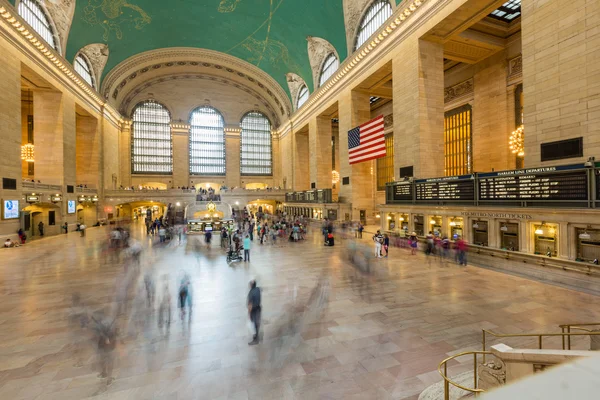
<box><xmin>430</xmin><ymin>219</ymin><xmax>435</xmax><ymax>224</ymax></box>
<box><xmin>332</xmin><ymin>170</ymin><xmax>340</xmax><ymax>184</ymax></box>
<box><xmin>535</xmin><ymin>221</ymin><xmax>545</xmax><ymax>235</ymax></box>
<box><xmin>21</xmin><ymin>143</ymin><xmax>35</xmax><ymax>162</ymax></box>
<box><xmin>399</xmin><ymin>216</ymin><xmax>404</xmax><ymax>221</ymax></box>
<box><xmin>376</xmin><ymin>214</ymin><xmax>381</xmax><ymax>219</ymax></box>
<box><xmin>387</xmin><ymin>216</ymin><xmax>392</xmax><ymax>220</ymax></box>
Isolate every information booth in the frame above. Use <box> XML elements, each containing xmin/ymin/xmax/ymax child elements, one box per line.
<box><xmin>187</xmin><ymin>219</ymin><xmax>234</xmax><ymax>234</ymax></box>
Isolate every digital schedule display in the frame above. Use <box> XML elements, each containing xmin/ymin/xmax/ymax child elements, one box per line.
<box><xmin>415</xmin><ymin>175</ymin><xmax>475</xmax><ymax>201</ymax></box>
<box><xmin>391</xmin><ymin>182</ymin><xmax>413</xmax><ymax>201</ymax></box>
<box><xmin>479</xmin><ymin>165</ymin><xmax>588</xmax><ymax>201</ymax></box>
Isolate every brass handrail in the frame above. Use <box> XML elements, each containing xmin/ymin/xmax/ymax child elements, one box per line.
<box><xmin>482</xmin><ymin>328</ymin><xmax>600</xmax><ymax>362</ymax></box>
<box><xmin>559</xmin><ymin>323</ymin><xmax>600</xmax><ymax>349</ymax></box>
<box><xmin>438</xmin><ymin>351</ymin><xmax>492</xmax><ymax>400</ymax></box>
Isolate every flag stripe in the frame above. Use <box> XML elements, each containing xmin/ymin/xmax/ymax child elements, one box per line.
<box><xmin>348</xmin><ymin>115</ymin><xmax>386</xmax><ymax>165</ymax></box>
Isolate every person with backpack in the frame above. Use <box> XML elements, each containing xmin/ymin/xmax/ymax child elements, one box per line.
<box><xmin>373</xmin><ymin>230</ymin><xmax>384</xmax><ymax>258</ymax></box>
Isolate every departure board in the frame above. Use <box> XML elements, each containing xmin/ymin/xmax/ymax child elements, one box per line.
<box><xmin>415</xmin><ymin>175</ymin><xmax>475</xmax><ymax>201</ymax></box>
<box><xmin>391</xmin><ymin>182</ymin><xmax>413</xmax><ymax>201</ymax></box>
<box><xmin>479</xmin><ymin>165</ymin><xmax>588</xmax><ymax>201</ymax></box>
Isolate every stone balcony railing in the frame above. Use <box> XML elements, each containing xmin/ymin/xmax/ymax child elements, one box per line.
<box><xmin>21</xmin><ymin>181</ymin><xmax>62</xmax><ymax>191</ymax></box>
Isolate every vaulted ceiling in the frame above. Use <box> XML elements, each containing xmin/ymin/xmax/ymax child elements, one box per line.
<box><xmin>63</xmin><ymin>0</ymin><xmax>350</xmax><ymax>97</ymax></box>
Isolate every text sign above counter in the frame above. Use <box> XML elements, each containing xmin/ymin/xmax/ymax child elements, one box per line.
<box><xmin>415</xmin><ymin>175</ymin><xmax>475</xmax><ymax>201</ymax></box>
<box><xmin>478</xmin><ymin>164</ymin><xmax>588</xmax><ymax>201</ymax></box>
<box><xmin>392</xmin><ymin>182</ymin><xmax>413</xmax><ymax>201</ymax></box>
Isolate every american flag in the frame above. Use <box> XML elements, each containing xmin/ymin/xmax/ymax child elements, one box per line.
<box><xmin>348</xmin><ymin>115</ymin><xmax>386</xmax><ymax>165</ymax></box>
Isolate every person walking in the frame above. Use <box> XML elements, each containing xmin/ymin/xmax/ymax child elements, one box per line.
<box><xmin>63</xmin><ymin>222</ymin><xmax>69</xmax><ymax>234</ymax></box>
<box><xmin>456</xmin><ymin>236</ymin><xmax>468</xmax><ymax>266</ymax></box>
<box><xmin>159</xmin><ymin>226</ymin><xmax>166</xmax><ymax>243</ymax></box>
<box><xmin>383</xmin><ymin>234</ymin><xmax>390</xmax><ymax>258</ymax></box>
<box><xmin>38</xmin><ymin>221</ymin><xmax>44</xmax><ymax>237</ymax></box>
<box><xmin>409</xmin><ymin>232</ymin><xmax>418</xmax><ymax>255</ymax></box>
<box><xmin>247</xmin><ymin>279</ymin><xmax>261</xmax><ymax>345</ymax></box>
<box><xmin>243</xmin><ymin>234</ymin><xmax>251</xmax><ymax>262</ymax></box>
<box><xmin>373</xmin><ymin>230</ymin><xmax>383</xmax><ymax>258</ymax></box>
<box><xmin>357</xmin><ymin>223</ymin><xmax>364</xmax><ymax>239</ymax></box>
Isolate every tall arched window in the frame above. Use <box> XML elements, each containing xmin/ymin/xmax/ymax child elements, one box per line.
<box><xmin>18</xmin><ymin>0</ymin><xmax>60</xmax><ymax>53</ymax></box>
<box><xmin>354</xmin><ymin>0</ymin><xmax>393</xmax><ymax>51</ymax></box>
<box><xmin>240</xmin><ymin>112</ymin><xmax>272</xmax><ymax>176</ymax></box>
<box><xmin>131</xmin><ymin>101</ymin><xmax>173</xmax><ymax>174</ymax></box>
<box><xmin>74</xmin><ymin>54</ymin><xmax>95</xmax><ymax>89</ymax></box>
<box><xmin>319</xmin><ymin>53</ymin><xmax>339</xmax><ymax>87</ymax></box>
<box><xmin>189</xmin><ymin>106</ymin><xmax>226</xmax><ymax>175</ymax></box>
<box><xmin>296</xmin><ymin>85</ymin><xmax>309</xmax><ymax>110</ymax></box>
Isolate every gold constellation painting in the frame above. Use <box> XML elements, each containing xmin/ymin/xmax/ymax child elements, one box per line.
<box><xmin>83</xmin><ymin>0</ymin><xmax>151</xmax><ymax>41</ymax></box>
<box><xmin>218</xmin><ymin>0</ymin><xmax>242</xmax><ymax>13</ymax></box>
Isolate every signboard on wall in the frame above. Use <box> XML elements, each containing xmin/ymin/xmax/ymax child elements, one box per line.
<box><xmin>415</xmin><ymin>175</ymin><xmax>475</xmax><ymax>201</ymax></box>
<box><xmin>3</xmin><ymin>200</ymin><xmax>19</xmax><ymax>219</ymax></box>
<box><xmin>67</xmin><ymin>200</ymin><xmax>76</xmax><ymax>214</ymax></box>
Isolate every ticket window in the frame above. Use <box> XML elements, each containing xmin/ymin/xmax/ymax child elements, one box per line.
<box><xmin>500</xmin><ymin>222</ymin><xmax>519</xmax><ymax>251</ymax></box>
<box><xmin>429</xmin><ymin>216</ymin><xmax>442</xmax><ymax>236</ymax></box>
<box><xmin>449</xmin><ymin>217</ymin><xmax>464</xmax><ymax>240</ymax></box>
<box><xmin>387</xmin><ymin>213</ymin><xmax>396</xmax><ymax>231</ymax></box>
<box><xmin>413</xmin><ymin>215</ymin><xmax>424</xmax><ymax>236</ymax></box>
<box><xmin>533</xmin><ymin>223</ymin><xmax>558</xmax><ymax>256</ymax></box>
<box><xmin>398</xmin><ymin>214</ymin><xmax>409</xmax><ymax>234</ymax></box>
<box><xmin>472</xmin><ymin>220</ymin><xmax>489</xmax><ymax>246</ymax></box>
<box><xmin>576</xmin><ymin>228</ymin><xmax>600</xmax><ymax>262</ymax></box>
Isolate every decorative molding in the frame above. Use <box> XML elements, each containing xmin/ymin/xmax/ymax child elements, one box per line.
<box><xmin>444</xmin><ymin>78</ymin><xmax>474</xmax><ymax>104</ymax></box>
<box><xmin>78</xmin><ymin>43</ymin><xmax>109</xmax><ymax>88</ymax></box>
<box><xmin>101</xmin><ymin>48</ymin><xmax>292</xmax><ymax>120</ymax></box>
<box><xmin>120</xmin><ymin>73</ymin><xmax>280</xmax><ymax>126</ymax></box>
<box><xmin>343</xmin><ymin>0</ymin><xmax>374</xmax><ymax>55</ymax></box>
<box><xmin>307</xmin><ymin>36</ymin><xmax>339</xmax><ymax>89</ymax></box>
<box><xmin>43</xmin><ymin>0</ymin><xmax>75</xmax><ymax>54</ymax></box>
<box><xmin>286</xmin><ymin>72</ymin><xmax>307</xmax><ymax>111</ymax></box>
<box><xmin>384</xmin><ymin>113</ymin><xmax>393</xmax><ymax>129</ymax></box>
<box><xmin>478</xmin><ymin>360</ymin><xmax>506</xmax><ymax>391</ymax></box>
<box><xmin>507</xmin><ymin>54</ymin><xmax>522</xmax><ymax>85</ymax></box>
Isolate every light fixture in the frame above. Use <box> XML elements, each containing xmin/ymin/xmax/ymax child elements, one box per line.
<box><xmin>430</xmin><ymin>219</ymin><xmax>435</xmax><ymax>224</ymax></box>
<box><xmin>500</xmin><ymin>225</ymin><xmax>508</xmax><ymax>232</ymax></box>
<box><xmin>535</xmin><ymin>222</ymin><xmax>545</xmax><ymax>235</ymax></box>
<box><xmin>387</xmin><ymin>216</ymin><xmax>392</xmax><ymax>220</ymax></box>
<box><xmin>509</xmin><ymin>125</ymin><xmax>525</xmax><ymax>157</ymax></box>
<box><xmin>399</xmin><ymin>216</ymin><xmax>404</xmax><ymax>221</ymax></box>
<box><xmin>473</xmin><ymin>222</ymin><xmax>479</xmax><ymax>229</ymax></box>
<box><xmin>205</xmin><ymin>214</ymin><xmax>209</xmax><ymax>218</ymax></box>
<box><xmin>449</xmin><ymin>221</ymin><xmax>456</xmax><ymax>227</ymax></box>
<box><xmin>21</xmin><ymin>143</ymin><xmax>34</xmax><ymax>162</ymax></box>
<box><xmin>176</xmin><ymin>202</ymin><xmax>181</xmax><ymax>207</ymax></box>
<box><xmin>332</xmin><ymin>170</ymin><xmax>340</xmax><ymax>184</ymax></box>
<box><xmin>376</xmin><ymin>214</ymin><xmax>381</xmax><ymax>219</ymax></box>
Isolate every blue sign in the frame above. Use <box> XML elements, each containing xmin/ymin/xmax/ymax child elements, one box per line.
<box><xmin>3</xmin><ymin>200</ymin><xmax>19</xmax><ymax>219</ymax></box>
<box><xmin>67</xmin><ymin>200</ymin><xmax>76</xmax><ymax>214</ymax></box>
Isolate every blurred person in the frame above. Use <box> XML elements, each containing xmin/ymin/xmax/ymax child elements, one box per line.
<box><xmin>373</xmin><ymin>230</ymin><xmax>383</xmax><ymax>258</ymax></box>
<box><xmin>205</xmin><ymin>230</ymin><xmax>212</xmax><ymax>247</ymax></box>
<box><xmin>63</xmin><ymin>222</ymin><xmax>69</xmax><ymax>234</ymax></box>
<box><xmin>357</xmin><ymin>223</ymin><xmax>364</xmax><ymax>239</ymax></box>
<box><xmin>110</xmin><ymin>229</ymin><xmax>121</xmax><ymax>248</ymax></box>
<box><xmin>383</xmin><ymin>234</ymin><xmax>389</xmax><ymax>257</ymax></box>
<box><xmin>38</xmin><ymin>221</ymin><xmax>44</xmax><ymax>236</ymax></box>
<box><xmin>17</xmin><ymin>229</ymin><xmax>26</xmax><ymax>244</ymax></box>
<box><xmin>426</xmin><ymin>231</ymin><xmax>434</xmax><ymax>255</ymax></box>
<box><xmin>178</xmin><ymin>276</ymin><xmax>192</xmax><ymax>320</ymax></box>
<box><xmin>159</xmin><ymin>226</ymin><xmax>166</xmax><ymax>243</ymax></box>
<box><xmin>80</xmin><ymin>223</ymin><xmax>87</xmax><ymax>237</ymax></box>
<box><xmin>409</xmin><ymin>232</ymin><xmax>418</xmax><ymax>255</ymax></box>
<box><xmin>92</xmin><ymin>315</ymin><xmax>117</xmax><ymax>384</ymax></box>
<box><xmin>4</xmin><ymin>238</ymin><xmax>15</xmax><ymax>248</ymax></box>
<box><xmin>144</xmin><ymin>273</ymin><xmax>155</xmax><ymax>308</ymax></box>
<box><xmin>244</xmin><ymin>234</ymin><xmax>251</xmax><ymax>262</ymax></box>
<box><xmin>247</xmin><ymin>279</ymin><xmax>261</xmax><ymax>345</ymax></box>
<box><xmin>456</xmin><ymin>236</ymin><xmax>468</xmax><ymax>266</ymax></box>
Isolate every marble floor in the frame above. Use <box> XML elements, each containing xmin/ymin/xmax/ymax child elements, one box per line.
<box><xmin>1</xmin><ymin>223</ymin><xmax>599</xmax><ymax>400</ymax></box>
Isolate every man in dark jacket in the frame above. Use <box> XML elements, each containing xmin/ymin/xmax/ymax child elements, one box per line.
<box><xmin>247</xmin><ymin>279</ymin><xmax>261</xmax><ymax>345</ymax></box>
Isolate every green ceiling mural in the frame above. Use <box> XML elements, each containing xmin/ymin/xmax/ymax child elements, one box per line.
<box><xmin>63</xmin><ymin>0</ymin><xmax>349</xmax><ymax>97</ymax></box>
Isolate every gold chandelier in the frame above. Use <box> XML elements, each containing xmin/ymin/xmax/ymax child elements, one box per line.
<box><xmin>332</xmin><ymin>170</ymin><xmax>340</xmax><ymax>184</ymax></box>
<box><xmin>21</xmin><ymin>143</ymin><xmax>35</xmax><ymax>162</ymax></box>
<box><xmin>509</xmin><ymin>125</ymin><xmax>524</xmax><ymax>157</ymax></box>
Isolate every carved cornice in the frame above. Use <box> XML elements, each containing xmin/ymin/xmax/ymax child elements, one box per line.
<box><xmin>77</xmin><ymin>43</ymin><xmax>109</xmax><ymax>88</ymax></box>
<box><xmin>120</xmin><ymin>73</ymin><xmax>281</xmax><ymax>126</ymax></box>
<box><xmin>42</xmin><ymin>0</ymin><xmax>74</xmax><ymax>54</ymax></box>
<box><xmin>307</xmin><ymin>36</ymin><xmax>339</xmax><ymax>89</ymax></box>
<box><xmin>444</xmin><ymin>78</ymin><xmax>474</xmax><ymax>104</ymax></box>
<box><xmin>101</xmin><ymin>48</ymin><xmax>292</xmax><ymax>122</ymax></box>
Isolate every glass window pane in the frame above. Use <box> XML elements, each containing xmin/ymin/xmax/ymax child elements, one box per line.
<box><xmin>354</xmin><ymin>0</ymin><xmax>393</xmax><ymax>51</ymax></box>
<box><xmin>18</xmin><ymin>0</ymin><xmax>59</xmax><ymax>53</ymax></box>
<box><xmin>189</xmin><ymin>106</ymin><xmax>226</xmax><ymax>175</ymax></box>
<box><xmin>240</xmin><ymin>112</ymin><xmax>272</xmax><ymax>176</ymax></box>
<box><xmin>376</xmin><ymin>133</ymin><xmax>394</xmax><ymax>190</ymax></box>
<box><xmin>319</xmin><ymin>53</ymin><xmax>339</xmax><ymax>87</ymax></box>
<box><xmin>74</xmin><ymin>55</ymin><xmax>95</xmax><ymax>88</ymax></box>
<box><xmin>444</xmin><ymin>105</ymin><xmax>473</xmax><ymax>176</ymax></box>
<box><xmin>297</xmin><ymin>85</ymin><xmax>309</xmax><ymax>109</ymax></box>
<box><xmin>131</xmin><ymin>101</ymin><xmax>173</xmax><ymax>174</ymax></box>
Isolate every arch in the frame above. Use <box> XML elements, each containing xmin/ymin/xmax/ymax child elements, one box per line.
<box><xmin>353</xmin><ymin>0</ymin><xmax>393</xmax><ymax>51</ymax></box>
<box><xmin>306</xmin><ymin>36</ymin><xmax>339</xmax><ymax>89</ymax></box>
<box><xmin>74</xmin><ymin>53</ymin><xmax>96</xmax><ymax>89</ymax></box>
<box><xmin>131</xmin><ymin>100</ymin><xmax>173</xmax><ymax>175</ymax></box>
<box><xmin>17</xmin><ymin>0</ymin><xmax>61</xmax><ymax>54</ymax></box>
<box><xmin>240</xmin><ymin>111</ymin><xmax>272</xmax><ymax>176</ymax></box>
<box><xmin>189</xmin><ymin>106</ymin><xmax>226</xmax><ymax>176</ymax></box>
<box><xmin>296</xmin><ymin>85</ymin><xmax>309</xmax><ymax>110</ymax></box>
<box><xmin>318</xmin><ymin>53</ymin><xmax>340</xmax><ymax>87</ymax></box>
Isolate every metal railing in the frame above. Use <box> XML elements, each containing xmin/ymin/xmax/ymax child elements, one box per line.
<box><xmin>438</xmin><ymin>324</ymin><xmax>600</xmax><ymax>399</ymax></box>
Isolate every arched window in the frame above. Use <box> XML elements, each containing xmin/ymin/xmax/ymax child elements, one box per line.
<box><xmin>74</xmin><ymin>54</ymin><xmax>95</xmax><ymax>88</ymax></box>
<box><xmin>296</xmin><ymin>85</ymin><xmax>309</xmax><ymax>109</ymax></box>
<box><xmin>189</xmin><ymin>106</ymin><xmax>226</xmax><ymax>175</ymax></box>
<box><xmin>354</xmin><ymin>0</ymin><xmax>393</xmax><ymax>51</ymax></box>
<box><xmin>131</xmin><ymin>101</ymin><xmax>172</xmax><ymax>174</ymax></box>
<box><xmin>240</xmin><ymin>112</ymin><xmax>272</xmax><ymax>176</ymax></box>
<box><xmin>18</xmin><ymin>0</ymin><xmax>60</xmax><ymax>53</ymax></box>
<box><xmin>319</xmin><ymin>53</ymin><xmax>339</xmax><ymax>87</ymax></box>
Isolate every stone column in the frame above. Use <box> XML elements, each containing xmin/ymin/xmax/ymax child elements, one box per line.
<box><xmin>338</xmin><ymin>89</ymin><xmax>374</xmax><ymax>221</ymax></box>
<box><xmin>473</xmin><ymin>51</ymin><xmax>511</xmax><ymax>172</ymax></box>
<box><xmin>172</xmin><ymin>124</ymin><xmax>190</xmax><ymax>188</ymax></box>
<box><xmin>309</xmin><ymin>116</ymin><xmax>333</xmax><ymax>189</ymax></box>
<box><xmin>293</xmin><ymin>129</ymin><xmax>310</xmax><ymax>191</ymax></box>
<box><xmin>558</xmin><ymin>222</ymin><xmax>569</xmax><ymax>260</ymax></box>
<box><xmin>76</xmin><ymin>114</ymin><xmax>100</xmax><ymax>188</ymax></box>
<box><xmin>272</xmin><ymin>134</ymin><xmax>281</xmax><ymax>187</ymax></box>
<box><xmin>392</xmin><ymin>38</ymin><xmax>444</xmax><ymax>178</ymax></box>
<box><xmin>119</xmin><ymin>121</ymin><xmax>132</xmax><ymax>187</ymax></box>
<box><xmin>225</xmin><ymin>127</ymin><xmax>241</xmax><ymax>188</ymax></box>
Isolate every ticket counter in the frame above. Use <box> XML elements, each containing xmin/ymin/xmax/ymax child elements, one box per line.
<box><xmin>500</xmin><ymin>222</ymin><xmax>519</xmax><ymax>251</ymax></box>
<box><xmin>472</xmin><ymin>220</ymin><xmax>489</xmax><ymax>246</ymax></box>
<box><xmin>449</xmin><ymin>217</ymin><xmax>464</xmax><ymax>239</ymax></box>
<box><xmin>413</xmin><ymin>214</ymin><xmax>424</xmax><ymax>236</ymax></box>
<box><xmin>576</xmin><ymin>228</ymin><xmax>600</xmax><ymax>261</ymax></box>
<box><xmin>533</xmin><ymin>223</ymin><xmax>558</xmax><ymax>256</ymax></box>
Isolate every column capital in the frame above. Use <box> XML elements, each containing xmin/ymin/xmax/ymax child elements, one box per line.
<box><xmin>171</xmin><ymin>123</ymin><xmax>190</xmax><ymax>135</ymax></box>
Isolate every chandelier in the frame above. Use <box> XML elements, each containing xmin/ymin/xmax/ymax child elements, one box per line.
<box><xmin>21</xmin><ymin>143</ymin><xmax>35</xmax><ymax>162</ymax></box>
<box><xmin>509</xmin><ymin>125</ymin><xmax>524</xmax><ymax>157</ymax></box>
<box><xmin>332</xmin><ymin>170</ymin><xmax>340</xmax><ymax>184</ymax></box>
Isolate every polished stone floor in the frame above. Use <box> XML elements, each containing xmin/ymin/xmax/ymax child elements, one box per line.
<box><xmin>1</xmin><ymin>223</ymin><xmax>599</xmax><ymax>400</ymax></box>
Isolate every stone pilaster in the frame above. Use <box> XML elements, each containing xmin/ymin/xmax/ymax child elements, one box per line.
<box><xmin>172</xmin><ymin>124</ymin><xmax>190</xmax><ymax>188</ymax></box>
<box><xmin>309</xmin><ymin>116</ymin><xmax>333</xmax><ymax>189</ymax></box>
<box><xmin>293</xmin><ymin>129</ymin><xmax>310</xmax><ymax>191</ymax></box>
<box><xmin>76</xmin><ymin>114</ymin><xmax>100</xmax><ymax>188</ymax></box>
<box><xmin>392</xmin><ymin>38</ymin><xmax>444</xmax><ymax>178</ymax></box>
<box><xmin>225</xmin><ymin>127</ymin><xmax>241</xmax><ymax>189</ymax></box>
<box><xmin>119</xmin><ymin>121</ymin><xmax>132</xmax><ymax>187</ymax></box>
